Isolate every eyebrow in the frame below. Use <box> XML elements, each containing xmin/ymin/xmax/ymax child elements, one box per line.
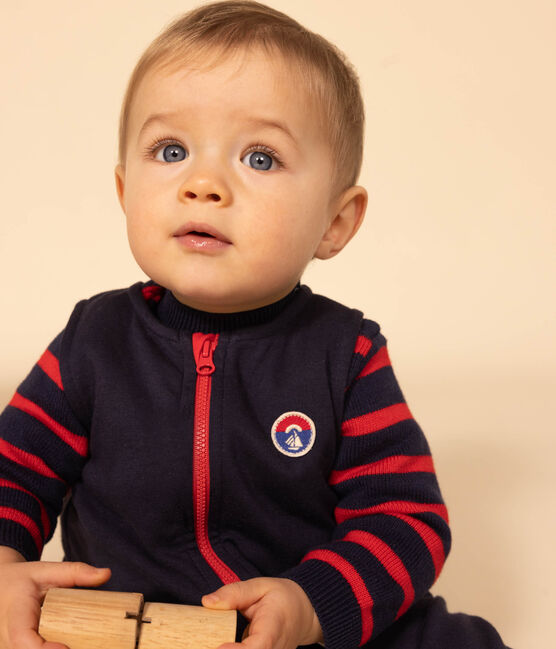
<box><xmin>241</xmin><ymin>117</ymin><xmax>297</xmax><ymax>145</ymax></box>
<box><xmin>137</xmin><ymin>112</ymin><xmax>298</xmax><ymax>146</ymax></box>
<box><xmin>137</xmin><ymin>111</ymin><xmax>182</xmax><ymax>140</ymax></box>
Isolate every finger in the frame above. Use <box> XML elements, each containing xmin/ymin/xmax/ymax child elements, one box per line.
<box><xmin>232</xmin><ymin>626</ymin><xmax>281</xmax><ymax>649</ymax></box>
<box><xmin>33</xmin><ymin>562</ymin><xmax>111</xmax><ymax>591</ymax></box>
<box><xmin>10</xmin><ymin>628</ymin><xmax>68</xmax><ymax>649</ymax></box>
<box><xmin>215</xmin><ymin>605</ymin><xmax>282</xmax><ymax>649</ymax></box>
<box><xmin>242</xmin><ymin>608</ymin><xmax>282</xmax><ymax>649</ymax></box>
<box><xmin>202</xmin><ymin>579</ymin><xmax>268</xmax><ymax>611</ymax></box>
<box><xmin>7</xmin><ymin>598</ymin><xmax>68</xmax><ymax>649</ymax></box>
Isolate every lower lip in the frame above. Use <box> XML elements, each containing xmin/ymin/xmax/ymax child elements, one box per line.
<box><xmin>174</xmin><ymin>234</ymin><xmax>231</xmax><ymax>251</ymax></box>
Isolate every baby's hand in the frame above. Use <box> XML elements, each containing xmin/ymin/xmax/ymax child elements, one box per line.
<box><xmin>0</xmin><ymin>558</ymin><xmax>111</xmax><ymax>649</ymax></box>
<box><xmin>202</xmin><ymin>577</ymin><xmax>323</xmax><ymax>649</ymax></box>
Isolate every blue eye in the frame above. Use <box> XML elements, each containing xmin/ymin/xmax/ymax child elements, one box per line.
<box><xmin>156</xmin><ymin>144</ymin><xmax>187</xmax><ymax>162</ymax></box>
<box><xmin>242</xmin><ymin>150</ymin><xmax>274</xmax><ymax>171</ymax></box>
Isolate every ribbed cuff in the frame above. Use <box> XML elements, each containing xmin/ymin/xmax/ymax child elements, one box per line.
<box><xmin>0</xmin><ymin>523</ymin><xmax>40</xmax><ymax>561</ymax></box>
<box><xmin>281</xmin><ymin>558</ymin><xmax>362</xmax><ymax>649</ymax></box>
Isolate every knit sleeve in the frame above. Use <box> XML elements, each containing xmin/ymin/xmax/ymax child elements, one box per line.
<box><xmin>283</xmin><ymin>319</ymin><xmax>451</xmax><ymax>649</ymax></box>
<box><xmin>0</xmin><ymin>331</ymin><xmax>89</xmax><ymax>560</ymax></box>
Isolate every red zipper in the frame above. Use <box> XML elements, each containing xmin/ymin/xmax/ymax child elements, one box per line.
<box><xmin>192</xmin><ymin>332</ymin><xmax>239</xmax><ymax>584</ymax></box>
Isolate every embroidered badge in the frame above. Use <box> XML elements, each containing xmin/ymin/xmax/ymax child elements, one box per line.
<box><xmin>271</xmin><ymin>412</ymin><xmax>316</xmax><ymax>457</ymax></box>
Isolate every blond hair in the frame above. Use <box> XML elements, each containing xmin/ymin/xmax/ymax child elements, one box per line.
<box><xmin>118</xmin><ymin>0</ymin><xmax>364</xmax><ymax>193</ymax></box>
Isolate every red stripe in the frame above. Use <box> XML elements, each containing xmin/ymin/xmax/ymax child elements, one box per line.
<box><xmin>342</xmin><ymin>403</ymin><xmax>412</xmax><ymax>437</ymax></box>
<box><xmin>392</xmin><ymin>514</ymin><xmax>446</xmax><ymax>580</ymax></box>
<box><xmin>329</xmin><ymin>455</ymin><xmax>435</xmax><ymax>485</ymax></box>
<box><xmin>354</xmin><ymin>335</ymin><xmax>372</xmax><ymax>357</ymax></box>
<box><xmin>9</xmin><ymin>393</ymin><xmax>87</xmax><ymax>457</ymax></box>
<box><xmin>357</xmin><ymin>346</ymin><xmax>391</xmax><ymax>380</ymax></box>
<box><xmin>0</xmin><ymin>506</ymin><xmax>43</xmax><ymax>554</ymax></box>
<box><xmin>303</xmin><ymin>549</ymin><xmax>374</xmax><ymax>645</ymax></box>
<box><xmin>336</xmin><ymin>500</ymin><xmax>449</xmax><ymax>525</ymax></box>
<box><xmin>0</xmin><ymin>438</ymin><xmax>62</xmax><ymax>481</ymax></box>
<box><xmin>343</xmin><ymin>530</ymin><xmax>414</xmax><ymax>618</ymax></box>
<box><xmin>0</xmin><ymin>479</ymin><xmax>50</xmax><ymax>539</ymax></box>
<box><xmin>37</xmin><ymin>349</ymin><xmax>63</xmax><ymax>390</ymax></box>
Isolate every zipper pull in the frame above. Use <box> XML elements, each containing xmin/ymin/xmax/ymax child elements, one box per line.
<box><xmin>192</xmin><ymin>333</ymin><xmax>218</xmax><ymax>375</ymax></box>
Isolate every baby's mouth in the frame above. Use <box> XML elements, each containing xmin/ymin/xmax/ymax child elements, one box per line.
<box><xmin>173</xmin><ymin>222</ymin><xmax>231</xmax><ymax>250</ymax></box>
<box><xmin>190</xmin><ymin>230</ymin><xmax>215</xmax><ymax>239</ymax></box>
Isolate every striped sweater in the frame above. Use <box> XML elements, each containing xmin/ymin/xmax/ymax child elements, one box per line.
<box><xmin>0</xmin><ymin>283</ymin><xmax>450</xmax><ymax>648</ymax></box>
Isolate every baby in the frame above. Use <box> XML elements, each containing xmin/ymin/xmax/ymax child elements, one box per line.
<box><xmin>0</xmin><ymin>2</ymin><xmax>509</xmax><ymax>649</ymax></box>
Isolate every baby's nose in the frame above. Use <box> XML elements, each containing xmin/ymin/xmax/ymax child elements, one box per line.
<box><xmin>179</xmin><ymin>174</ymin><xmax>231</xmax><ymax>205</ymax></box>
<box><xmin>184</xmin><ymin>190</ymin><xmax>222</xmax><ymax>202</ymax></box>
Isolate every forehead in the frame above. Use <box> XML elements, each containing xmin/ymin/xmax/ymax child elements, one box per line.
<box><xmin>127</xmin><ymin>47</ymin><xmax>327</xmax><ymax>142</ymax></box>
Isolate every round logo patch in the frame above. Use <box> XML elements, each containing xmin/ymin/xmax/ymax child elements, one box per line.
<box><xmin>271</xmin><ymin>412</ymin><xmax>316</xmax><ymax>457</ymax></box>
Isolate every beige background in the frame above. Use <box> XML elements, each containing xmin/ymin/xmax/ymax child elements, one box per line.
<box><xmin>1</xmin><ymin>1</ymin><xmax>554</xmax><ymax>647</ymax></box>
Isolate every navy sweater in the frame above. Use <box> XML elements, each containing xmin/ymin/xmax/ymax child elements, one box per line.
<box><xmin>0</xmin><ymin>283</ymin><xmax>450</xmax><ymax>648</ymax></box>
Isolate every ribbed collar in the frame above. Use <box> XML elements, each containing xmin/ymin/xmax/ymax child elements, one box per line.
<box><xmin>155</xmin><ymin>285</ymin><xmax>301</xmax><ymax>332</ymax></box>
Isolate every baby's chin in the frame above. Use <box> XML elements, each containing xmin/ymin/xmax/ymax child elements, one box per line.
<box><xmin>168</xmin><ymin>284</ymin><xmax>292</xmax><ymax>314</ymax></box>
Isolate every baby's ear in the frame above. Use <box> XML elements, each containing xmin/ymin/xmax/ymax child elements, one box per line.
<box><xmin>114</xmin><ymin>164</ymin><xmax>126</xmax><ymax>212</ymax></box>
<box><xmin>315</xmin><ymin>185</ymin><xmax>367</xmax><ymax>260</ymax></box>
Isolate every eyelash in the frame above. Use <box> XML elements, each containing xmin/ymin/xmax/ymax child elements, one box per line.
<box><xmin>243</xmin><ymin>143</ymin><xmax>285</xmax><ymax>169</ymax></box>
<box><xmin>142</xmin><ymin>136</ymin><xmax>285</xmax><ymax>169</ymax></box>
<box><xmin>142</xmin><ymin>136</ymin><xmax>181</xmax><ymax>160</ymax></box>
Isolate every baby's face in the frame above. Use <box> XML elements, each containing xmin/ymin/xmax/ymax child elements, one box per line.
<box><xmin>116</xmin><ymin>49</ymin><xmax>346</xmax><ymax>312</ymax></box>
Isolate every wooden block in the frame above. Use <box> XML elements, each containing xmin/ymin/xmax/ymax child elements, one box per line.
<box><xmin>39</xmin><ymin>588</ymin><xmax>236</xmax><ymax>649</ymax></box>
<box><xmin>138</xmin><ymin>602</ymin><xmax>236</xmax><ymax>649</ymax></box>
<box><xmin>39</xmin><ymin>588</ymin><xmax>144</xmax><ymax>649</ymax></box>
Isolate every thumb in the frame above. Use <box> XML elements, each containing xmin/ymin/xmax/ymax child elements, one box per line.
<box><xmin>35</xmin><ymin>561</ymin><xmax>111</xmax><ymax>590</ymax></box>
<box><xmin>202</xmin><ymin>578</ymin><xmax>268</xmax><ymax>612</ymax></box>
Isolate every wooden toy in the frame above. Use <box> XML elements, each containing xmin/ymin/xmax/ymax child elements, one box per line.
<box><xmin>39</xmin><ymin>588</ymin><xmax>236</xmax><ymax>649</ymax></box>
